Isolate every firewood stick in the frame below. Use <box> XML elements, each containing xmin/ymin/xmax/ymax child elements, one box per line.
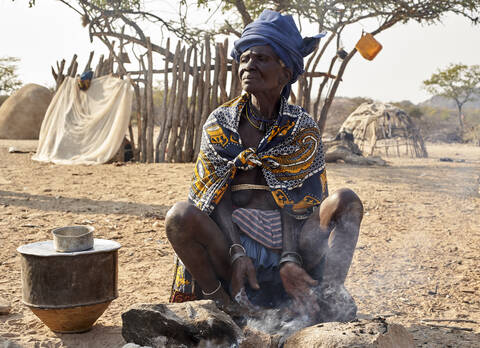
<box><xmin>421</xmin><ymin>323</ymin><xmax>473</xmax><ymax>332</ymax></box>
<box><xmin>421</xmin><ymin>318</ymin><xmax>477</xmax><ymax>324</ymax></box>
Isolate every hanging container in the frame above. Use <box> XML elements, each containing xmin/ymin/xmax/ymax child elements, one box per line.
<box><xmin>355</xmin><ymin>32</ymin><xmax>382</xmax><ymax>61</ymax></box>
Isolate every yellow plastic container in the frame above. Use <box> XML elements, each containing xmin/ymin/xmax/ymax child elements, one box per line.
<box><xmin>355</xmin><ymin>33</ymin><xmax>382</xmax><ymax>61</ymax></box>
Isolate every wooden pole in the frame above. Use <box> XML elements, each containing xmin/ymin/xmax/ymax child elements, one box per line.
<box><xmin>219</xmin><ymin>39</ymin><xmax>228</xmax><ymax>104</ymax></box>
<box><xmin>83</xmin><ymin>51</ymin><xmax>95</xmax><ymax>73</ymax></box>
<box><xmin>52</xmin><ymin>59</ymin><xmax>66</xmax><ymax>90</ymax></box>
<box><xmin>95</xmin><ymin>55</ymin><xmax>104</xmax><ymax>78</ymax></box>
<box><xmin>128</xmin><ymin>123</ymin><xmax>136</xmax><ymax>162</ymax></box>
<box><xmin>211</xmin><ymin>43</ymin><xmax>220</xmax><ymax>111</ymax></box>
<box><xmin>234</xmin><ymin>59</ymin><xmax>242</xmax><ymax>96</ymax></box>
<box><xmin>67</xmin><ymin>54</ymin><xmax>78</xmax><ymax>77</ymax></box>
<box><xmin>228</xmin><ymin>59</ymin><xmax>238</xmax><ymax>100</ymax></box>
<box><xmin>159</xmin><ymin>41</ymin><xmax>181</xmax><ymax>162</ymax></box>
<box><xmin>146</xmin><ymin>37</ymin><xmax>154</xmax><ymax>163</ymax></box>
<box><xmin>167</xmin><ymin>46</ymin><xmax>186</xmax><ymax>162</ymax></box>
<box><xmin>133</xmin><ymin>84</ymin><xmax>142</xmax><ymax>161</ymax></box>
<box><xmin>193</xmin><ymin>44</ymin><xmax>206</xmax><ymax>158</ymax></box>
<box><xmin>141</xmin><ymin>78</ymin><xmax>148</xmax><ymax>162</ymax></box>
<box><xmin>297</xmin><ymin>76</ymin><xmax>305</xmax><ymax>110</ymax></box>
<box><xmin>184</xmin><ymin>47</ymin><xmax>199</xmax><ymax>163</ymax></box>
<box><xmin>155</xmin><ymin>38</ymin><xmax>170</xmax><ymax>162</ymax></box>
<box><xmin>194</xmin><ymin>36</ymin><xmax>211</xmax><ymax>158</ymax></box>
<box><xmin>176</xmin><ymin>46</ymin><xmax>193</xmax><ymax>162</ymax></box>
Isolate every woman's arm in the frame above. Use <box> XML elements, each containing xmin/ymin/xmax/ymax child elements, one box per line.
<box><xmin>210</xmin><ymin>186</ymin><xmax>260</xmax><ymax>304</ymax></box>
<box><xmin>279</xmin><ymin>210</ymin><xmax>319</xmax><ymax>316</ymax></box>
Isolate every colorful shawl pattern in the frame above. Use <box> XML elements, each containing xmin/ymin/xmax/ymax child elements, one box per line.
<box><xmin>170</xmin><ymin>94</ymin><xmax>328</xmax><ymax>303</ymax></box>
<box><xmin>189</xmin><ymin>93</ymin><xmax>328</xmax><ymax>214</ymax></box>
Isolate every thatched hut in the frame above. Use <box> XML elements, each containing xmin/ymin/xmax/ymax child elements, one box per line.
<box><xmin>337</xmin><ymin>102</ymin><xmax>428</xmax><ymax>158</ymax></box>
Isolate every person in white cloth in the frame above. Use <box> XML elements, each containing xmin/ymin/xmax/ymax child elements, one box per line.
<box><xmin>166</xmin><ymin>10</ymin><xmax>363</xmax><ymax>322</ymax></box>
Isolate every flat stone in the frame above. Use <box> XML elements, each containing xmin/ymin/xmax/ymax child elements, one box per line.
<box><xmin>122</xmin><ymin>300</ymin><xmax>242</xmax><ymax>348</ymax></box>
<box><xmin>284</xmin><ymin>318</ymin><xmax>414</xmax><ymax>348</ymax></box>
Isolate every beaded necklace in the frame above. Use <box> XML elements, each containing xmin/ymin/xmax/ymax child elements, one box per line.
<box><xmin>245</xmin><ymin>100</ymin><xmax>276</xmax><ymax>132</ymax></box>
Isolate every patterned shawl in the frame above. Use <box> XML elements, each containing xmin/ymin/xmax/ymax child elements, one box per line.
<box><xmin>189</xmin><ymin>94</ymin><xmax>328</xmax><ymax>215</ymax></box>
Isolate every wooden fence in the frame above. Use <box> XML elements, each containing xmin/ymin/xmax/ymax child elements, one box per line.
<box><xmin>53</xmin><ymin>35</ymin><xmax>327</xmax><ymax>163</ymax></box>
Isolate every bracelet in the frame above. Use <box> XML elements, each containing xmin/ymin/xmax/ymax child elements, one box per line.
<box><xmin>231</xmin><ymin>251</ymin><xmax>247</xmax><ymax>265</ymax></box>
<box><xmin>279</xmin><ymin>251</ymin><xmax>303</xmax><ymax>266</ymax></box>
<box><xmin>279</xmin><ymin>254</ymin><xmax>303</xmax><ymax>267</ymax></box>
<box><xmin>229</xmin><ymin>243</ymin><xmax>246</xmax><ymax>257</ymax></box>
<box><xmin>201</xmin><ymin>281</ymin><xmax>222</xmax><ymax>296</ymax></box>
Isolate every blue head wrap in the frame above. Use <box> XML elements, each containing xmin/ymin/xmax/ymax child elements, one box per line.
<box><xmin>231</xmin><ymin>10</ymin><xmax>326</xmax><ymax>99</ymax></box>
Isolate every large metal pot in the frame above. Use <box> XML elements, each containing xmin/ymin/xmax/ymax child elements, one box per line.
<box><xmin>17</xmin><ymin>238</ymin><xmax>121</xmax><ymax>333</ymax></box>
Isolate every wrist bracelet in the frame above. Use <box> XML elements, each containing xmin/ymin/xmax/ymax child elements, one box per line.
<box><xmin>280</xmin><ymin>251</ymin><xmax>303</xmax><ymax>264</ymax></box>
<box><xmin>229</xmin><ymin>243</ymin><xmax>246</xmax><ymax>257</ymax></box>
<box><xmin>231</xmin><ymin>251</ymin><xmax>247</xmax><ymax>265</ymax></box>
<box><xmin>201</xmin><ymin>280</ymin><xmax>222</xmax><ymax>296</ymax></box>
<box><xmin>279</xmin><ymin>254</ymin><xmax>303</xmax><ymax>267</ymax></box>
<box><xmin>279</xmin><ymin>251</ymin><xmax>303</xmax><ymax>266</ymax></box>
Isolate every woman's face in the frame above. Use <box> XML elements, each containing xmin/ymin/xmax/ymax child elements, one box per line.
<box><xmin>238</xmin><ymin>45</ymin><xmax>291</xmax><ymax>97</ymax></box>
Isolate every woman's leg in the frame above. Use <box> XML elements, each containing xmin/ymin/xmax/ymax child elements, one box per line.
<box><xmin>165</xmin><ymin>201</ymin><xmax>231</xmax><ymax>303</ymax></box>
<box><xmin>299</xmin><ymin>188</ymin><xmax>363</xmax><ymax>284</ymax></box>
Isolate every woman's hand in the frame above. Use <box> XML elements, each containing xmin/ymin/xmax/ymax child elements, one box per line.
<box><xmin>230</xmin><ymin>256</ymin><xmax>260</xmax><ymax>309</ymax></box>
<box><xmin>279</xmin><ymin>262</ymin><xmax>319</xmax><ymax>317</ymax></box>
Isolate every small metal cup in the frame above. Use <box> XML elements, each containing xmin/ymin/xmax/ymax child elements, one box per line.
<box><xmin>52</xmin><ymin>225</ymin><xmax>94</xmax><ymax>252</ymax></box>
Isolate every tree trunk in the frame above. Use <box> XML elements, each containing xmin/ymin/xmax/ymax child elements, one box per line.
<box><xmin>318</xmin><ymin>49</ymin><xmax>357</xmax><ymax>135</ymax></box>
<box><xmin>456</xmin><ymin>102</ymin><xmax>465</xmax><ymax>135</ymax></box>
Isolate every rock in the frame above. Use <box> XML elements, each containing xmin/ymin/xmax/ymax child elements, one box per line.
<box><xmin>122</xmin><ymin>300</ymin><xmax>243</xmax><ymax>348</ymax></box>
<box><xmin>324</xmin><ymin>143</ymin><xmax>387</xmax><ymax>166</ymax></box>
<box><xmin>284</xmin><ymin>318</ymin><xmax>414</xmax><ymax>348</ymax></box>
<box><xmin>0</xmin><ymin>301</ymin><xmax>11</xmax><ymax>315</ymax></box>
<box><xmin>0</xmin><ymin>84</ymin><xmax>53</xmax><ymax>139</ymax></box>
<box><xmin>0</xmin><ymin>339</ymin><xmax>23</xmax><ymax>348</ymax></box>
<box><xmin>122</xmin><ymin>344</ymin><xmax>152</xmax><ymax>348</ymax></box>
<box><xmin>240</xmin><ymin>326</ymin><xmax>281</xmax><ymax>348</ymax></box>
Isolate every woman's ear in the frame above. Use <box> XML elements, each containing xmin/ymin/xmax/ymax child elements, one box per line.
<box><xmin>280</xmin><ymin>67</ymin><xmax>293</xmax><ymax>87</ymax></box>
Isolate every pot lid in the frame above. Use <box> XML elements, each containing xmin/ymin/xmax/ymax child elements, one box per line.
<box><xmin>17</xmin><ymin>239</ymin><xmax>121</xmax><ymax>257</ymax></box>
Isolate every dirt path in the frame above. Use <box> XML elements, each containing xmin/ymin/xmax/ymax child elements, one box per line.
<box><xmin>0</xmin><ymin>142</ymin><xmax>479</xmax><ymax>347</ymax></box>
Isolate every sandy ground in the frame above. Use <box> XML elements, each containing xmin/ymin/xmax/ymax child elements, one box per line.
<box><xmin>0</xmin><ymin>141</ymin><xmax>479</xmax><ymax>347</ymax></box>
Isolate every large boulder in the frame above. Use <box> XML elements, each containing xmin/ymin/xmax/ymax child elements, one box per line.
<box><xmin>122</xmin><ymin>300</ymin><xmax>243</xmax><ymax>348</ymax></box>
<box><xmin>0</xmin><ymin>84</ymin><xmax>53</xmax><ymax>139</ymax></box>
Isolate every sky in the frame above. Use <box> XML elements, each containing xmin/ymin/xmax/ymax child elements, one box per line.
<box><xmin>1</xmin><ymin>0</ymin><xmax>480</xmax><ymax>104</ymax></box>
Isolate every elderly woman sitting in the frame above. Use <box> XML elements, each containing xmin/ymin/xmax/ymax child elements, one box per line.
<box><xmin>166</xmin><ymin>10</ymin><xmax>363</xmax><ymax>322</ymax></box>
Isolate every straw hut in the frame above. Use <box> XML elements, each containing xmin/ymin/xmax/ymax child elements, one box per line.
<box><xmin>337</xmin><ymin>102</ymin><xmax>428</xmax><ymax>158</ymax></box>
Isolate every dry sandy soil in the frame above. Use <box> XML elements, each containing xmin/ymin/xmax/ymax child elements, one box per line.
<box><xmin>0</xmin><ymin>141</ymin><xmax>479</xmax><ymax>348</ymax></box>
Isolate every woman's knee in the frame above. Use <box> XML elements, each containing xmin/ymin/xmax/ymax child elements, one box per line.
<box><xmin>331</xmin><ymin>188</ymin><xmax>363</xmax><ymax>215</ymax></box>
<box><xmin>165</xmin><ymin>201</ymin><xmax>200</xmax><ymax>244</ymax></box>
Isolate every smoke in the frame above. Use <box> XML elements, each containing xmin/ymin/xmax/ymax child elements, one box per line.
<box><xmin>244</xmin><ymin>305</ymin><xmax>313</xmax><ymax>344</ymax></box>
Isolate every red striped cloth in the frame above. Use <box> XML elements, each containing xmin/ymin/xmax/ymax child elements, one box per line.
<box><xmin>232</xmin><ymin>208</ymin><xmax>282</xmax><ymax>249</ymax></box>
